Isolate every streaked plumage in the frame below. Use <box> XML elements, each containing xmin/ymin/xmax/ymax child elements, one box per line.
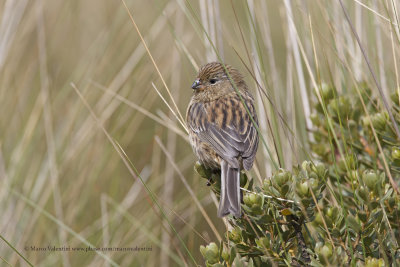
<box><xmin>186</xmin><ymin>62</ymin><xmax>259</xmax><ymax>217</ymax></box>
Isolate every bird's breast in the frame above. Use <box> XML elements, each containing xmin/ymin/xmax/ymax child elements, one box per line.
<box><xmin>188</xmin><ymin>131</ymin><xmax>221</xmax><ymax>169</ymax></box>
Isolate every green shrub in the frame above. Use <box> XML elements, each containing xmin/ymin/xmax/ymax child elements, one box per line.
<box><xmin>198</xmin><ymin>86</ymin><xmax>400</xmax><ymax>266</ymax></box>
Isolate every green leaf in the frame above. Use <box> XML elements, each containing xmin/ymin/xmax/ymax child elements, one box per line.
<box><xmin>346</xmin><ymin>214</ymin><xmax>361</xmax><ymax>233</ymax></box>
<box><xmin>380</xmin><ymin>188</ymin><xmax>393</xmax><ymax>202</ymax></box>
<box><xmin>233</xmin><ymin>254</ymin><xmax>246</xmax><ymax>267</ymax></box>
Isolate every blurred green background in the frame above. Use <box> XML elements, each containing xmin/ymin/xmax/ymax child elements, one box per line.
<box><xmin>0</xmin><ymin>0</ymin><xmax>399</xmax><ymax>266</ymax></box>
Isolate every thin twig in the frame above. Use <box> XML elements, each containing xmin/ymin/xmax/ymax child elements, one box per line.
<box><xmin>241</xmin><ymin>187</ymin><xmax>297</xmax><ymax>204</ymax></box>
<box><xmin>289</xmin><ymin>215</ymin><xmax>311</xmax><ymax>266</ymax></box>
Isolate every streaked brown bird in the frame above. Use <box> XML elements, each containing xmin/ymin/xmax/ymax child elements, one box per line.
<box><xmin>186</xmin><ymin>62</ymin><xmax>259</xmax><ymax>217</ymax></box>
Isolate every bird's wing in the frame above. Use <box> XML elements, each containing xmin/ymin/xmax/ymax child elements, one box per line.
<box><xmin>187</xmin><ymin>94</ymin><xmax>259</xmax><ymax>170</ymax></box>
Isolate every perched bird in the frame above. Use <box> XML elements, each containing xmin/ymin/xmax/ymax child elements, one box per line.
<box><xmin>186</xmin><ymin>62</ymin><xmax>259</xmax><ymax>217</ymax></box>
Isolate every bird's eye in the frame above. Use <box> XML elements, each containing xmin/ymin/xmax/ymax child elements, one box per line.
<box><xmin>210</xmin><ymin>79</ymin><xmax>217</xmax><ymax>84</ymax></box>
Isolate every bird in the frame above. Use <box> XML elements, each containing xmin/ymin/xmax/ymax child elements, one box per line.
<box><xmin>186</xmin><ymin>62</ymin><xmax>259</xmax><ymax>217</ymax></box>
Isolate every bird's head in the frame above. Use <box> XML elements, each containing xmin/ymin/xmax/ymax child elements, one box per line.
<box><xmin>191</xmin><ymin>62</ymin><xmax>244</xmax><ymax>93</ymax></box>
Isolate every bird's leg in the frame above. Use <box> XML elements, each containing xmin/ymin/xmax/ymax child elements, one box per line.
<box><xmin>239</xmin><ymin>171</ymin><xmax>247</xmax><ymax>203</ymax></box>
<box><xmin>207</xmin><ymin>169</ymin><xmax>219</xmax><ymax>186</ymax></box>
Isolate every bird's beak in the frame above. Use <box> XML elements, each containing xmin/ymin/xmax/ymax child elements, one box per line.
<box><xmin>191</xmin><ymin>79</ymin><xmax>201</xmax><ymax>90</ymax></box>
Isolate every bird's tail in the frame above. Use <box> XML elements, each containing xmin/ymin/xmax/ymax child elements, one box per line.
<box><xmin>218</xmin><ymin>160</ymin><xmax>241</xmax><ymax>217</ymax></box>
